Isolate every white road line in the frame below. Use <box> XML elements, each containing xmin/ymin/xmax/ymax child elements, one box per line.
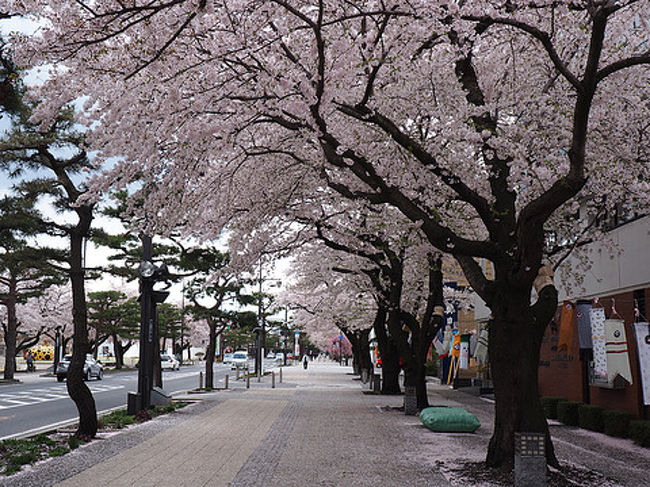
<box><xmin>0</xmin><ymin>404</ymin><xmax>126</xmax><ymax>441</ymax></box>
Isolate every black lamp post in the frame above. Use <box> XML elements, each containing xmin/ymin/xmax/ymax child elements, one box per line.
<box><xmin>53</xmin><ymin>326</ymin><xmax>62</xmax><ymax>375</ymax></box>
<box><xmin>128</xmin><ymin>235</ymin><xmax>169</xmax><ymax>414</ymax></box>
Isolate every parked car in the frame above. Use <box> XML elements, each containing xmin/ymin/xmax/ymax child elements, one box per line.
<box><xmin>223</xmin><ymin>352</ymin><xmax>234</xmax><ymax>365</ymax></box>
<box><xmin>56</xmin><ymin>354</ymin><xmax>104</xmax><ymax>382</ymax></box>
<box><xmin>160</xmin><ymin>354</ymin><xmax>180</xmax><ymax>370</ymax></box>
<box><xmin>231</xmin><ymin>350</ymin><xmax>249</xmax><ymax>369</ymax></box>
<box><xmin>274</xmin><ymin>352</ymin><xmax>285</xmax><ymax>364</ymax></box>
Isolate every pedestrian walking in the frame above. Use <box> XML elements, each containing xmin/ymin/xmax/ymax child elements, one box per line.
<box><xmin>26</xmin><ymin>351</ymin><xmax>35</xmax><ymax>372</ymax></box>
<box><xmin>302</xmin><ymin>354</ymin><xmax>309</xmax><ymax>370</ymax></box>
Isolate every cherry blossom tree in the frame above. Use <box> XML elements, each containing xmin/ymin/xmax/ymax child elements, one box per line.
<box><xmin>13</xmin><ymin>0</ymin><xmax>650</xmax><ymax>467</ymax></box>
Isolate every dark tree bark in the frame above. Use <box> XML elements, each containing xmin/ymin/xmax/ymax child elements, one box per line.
<box><xmin>486</xmin><ymin>281</ymin><xmax>559</xmax><ymax>467</ymax></box>
<box><xmin>372</xmin><ymin>305</ymin><xmax>401</xmax><ymax>394</ymax></box>
<box><xmin>2</xmin><ymin>280</ymin><xmax>17</xmax><ymax>380</ymax></box>
<box><xmin>66</xmin><ymin>208</ymin><xmax>97</xmax><ymax>438</ymax></box>
<box><xmin>204</xmin><ymin>317</ymin><xmax>217</xmax><ymax>388</ymax></box>
<box><xmin>112</xmin><ymin>334</ymin><xmax>123</xmax><ymax>369</ymax></box>
<box><xmin>343</xmin><ymin>328</ymin><xmax>372</xmax><ymax>379</ymax></box>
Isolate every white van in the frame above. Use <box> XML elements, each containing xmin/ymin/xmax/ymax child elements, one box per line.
<box><xmin>231</xmin><ymin>350</ymin><xmax>249</xmax><ymax>370</ymax></box>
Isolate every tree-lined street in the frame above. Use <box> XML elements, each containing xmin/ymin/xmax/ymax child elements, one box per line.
<box><xmin>0</xmin><ymin>364</ymin><xmax>208</xmax><ymax>439</ymax></box>
<box><xmin>1</xmin><ymin>0</ymin><xmax>649</xmax><ymax>484</ymax></box>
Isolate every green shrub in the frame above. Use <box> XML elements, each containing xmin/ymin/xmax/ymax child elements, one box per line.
<box><xmin>49</xmin><ymin>446</ymin><xmax>70</xmax><ymax>457</ymax></box>
<box><xmin>33</xmin><ymin>434</ymin><xmax>55</xmax><ymax>446</ymax></box>
<box><xmin>425</xmin><ymin>360</ymin><xmax>438</xmax><ymax>377</ymax></box>
<box><xmin>3</xmin><ymin>464</ymin><xmax>21</xmax><ymax>476</ymax></box>
<box><xmin>628</xmin><ymin>420</ymin><xmax>650</xmax><ymax>447</ymax></box>
<box><xmin>557</xmin><ymin>400</ymin><xmax>581</xmax><ymax>426</ymax></box>
<box><xmin>602</xmin><ymin>410</ymin><xmax>635</xmax><ymax>438</ymax></box>
<box><xmin>540</xmin><ymin>396</ymin><xmax>565</xmax><ymax>419</ymax></box>
<box><xmin>578</xmin><ymin>404</ymin><xmax>605</xmax><ymax>432</ymax></box>
<box><xmin>67</xmin><ymin>436</ymin><xmax>81</xmax><ymax>450</ymax></box>
<box><xmin>10</xmin><ymin>451</ymin><xmax>38</xmax><ymax>465</ymax></box>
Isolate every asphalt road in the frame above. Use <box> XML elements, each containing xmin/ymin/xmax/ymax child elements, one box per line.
<box><xmin>0</xmin><ymin>363</ymin><xmax>229</xmax><ymax>440</ymax></box>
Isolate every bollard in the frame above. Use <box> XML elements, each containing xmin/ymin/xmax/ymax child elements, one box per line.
<box><xmin>514</xmin><ymin>433</ymin><xmax>547</xmax><ymax>487</ymax></box>
<box><xmin>199</xmin><ymin>371</ymin><xmax>203</xmax><ymax>390</ymax></box>
<box><xmin>404</xmin><ymin>385</ymin><xmax>417</xmax><ymax>415</ymax></box>
<box><xmin>372</xmin><ymin>374</ymin><xmax>381</xmax><ymax>393</ymax></box>
<box><xmin>257</xmin><ymin>370</ymin><xmax>261</xmax><ymax>382</ymax></box>
<box><xmin>361</xmin><ymin>369</ymin><xmax>368</xmax><ymax>384</ymax></box>
<box><xmin>246</xmin><ymin>375</ymin><xmax>250</xmax><ymax>389</ymax></box>
<box><xmin>225</xmin><ymin>374</ymin><xmax>229</xmax><ymax>389</ymax></box>
<box><xmin>279</xmin><ymin>368</ymin><xmax>283</xmax><ymax>383</ymax></box>
<box><xmin>236</xmin><ymin>368</ymin><xmax>240</xmax><ymax>380</ymax></box>
<box><xmin>272</xmin><ymin>372</ymin><xmax>275</xmax><ymax>388</ymax></box>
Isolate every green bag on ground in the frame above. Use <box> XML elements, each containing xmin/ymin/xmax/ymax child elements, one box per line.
<box><xmin>420</xmin><ymin>407</ymin><xmax>481</xmax><ymax>433</ymax></box>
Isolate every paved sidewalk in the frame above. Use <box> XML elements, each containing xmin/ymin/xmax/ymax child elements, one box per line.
<box><xmin>5</xmin><ymin>361</ymin><xmax>649</xmax><ymax>486</ymax></box>
<box><xmin>45</xmin><ymin>362</ymin><xmax>451</xmax><ymax>487</ymax></box>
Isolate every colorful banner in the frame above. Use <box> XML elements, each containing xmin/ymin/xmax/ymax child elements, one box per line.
<box><xmin>450</xmin><ymin>332</ymin><xmax>461</xmax><ymax>358</ymax></box>
<box><xmin>604</xmin><ymin>319</ymin><xmax>632</xmax><ymax>385</ymax></box>
<box><xmin>633</xmin><ymin>322</ymin><xmax>650</xmax><ymax>405</ymax></box>
<box><xmin>474</xmin><ymin>328</ymin><xmax>489</xmax><ymax>365</ymax></box>
<box><xmin>459</xmin><ymin>334</ymin><xmax>470</xmax><ymax>369</ymax></box>
<box><xmin>576</xmin><ymin>300</ymin><xmax>593</xmax><ymax>349</ymax></box>
<box><xmin>441</xmin><ymin>326</ymin><xmax>453</xmax><ymax>356</ymax></box>
<box><xmin>433</xmin><ymin>328</ymin><xmax>446</xmax><ymax>355</ymax></box>
<box><xmin>590</xmin><ymin>307</ymin><xmax>607</xmax><ymax>381</ymax></box>
<box><xmin>558</xmin><ymin>301</ymin><xmax>575</xmax><ymax>352</ymax></box>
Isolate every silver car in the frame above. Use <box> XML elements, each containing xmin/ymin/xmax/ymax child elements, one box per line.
<box><xmin>56</xmin><ymin>354</ymin><xmax>104</xmax><ymax>382</ymax></box>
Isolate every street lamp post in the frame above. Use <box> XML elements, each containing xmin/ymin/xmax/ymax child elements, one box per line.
<box><xmin>53</xmin><ymin>326</ymin><xmax>62</xmax><ymax>375</ymax></box>
<box><xmin>128</xmin><ymin>235</ymin><xmax>169</xmax><ymax>414</ymax></box>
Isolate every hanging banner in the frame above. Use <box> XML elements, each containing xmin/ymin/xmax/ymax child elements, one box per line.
<box><xmin>474</xmin><ymin>328</ymin><xmax>489</xmax><ymax>365</ymax></box>
<box><xmin>433</xmin><ymin>328</ymin><xmax>446</xmax><ymax>355</ymax></box>
<box><xmin>604</xmin><ymin>319</ymin><xmax>633</xmax><ymax>385</ymax></box>
<box><xmin>459</xmin><ymin>334</ymin><xmax>470</xmax><ymax>369</ymax></box>
<box><xmin>633</xmin><ymin>322</ymin><xmax>650</xmax><ymax>405</ymax></box>
<box><xmin>558</xmin><ymin>301</ymin><xmax>575</xmax><ymax>352</ymax></box>
<box><xmin>590</xmin><ymin>307</ymin><xmax>607</xmax><ymax>382</ymax></box>
<box><xmin>441</xmin><ymin>326</ymin><xmax>453</xmax><ymax>356</ymax></box>
<box><xmin>450</xmin><ymin>332</ymin><xmax>461</xmax><ymax>358</ymax></box>
<box><xmin>576</xmin><ymin>300</ymin><xmax>593</xmax><ymax>349</ymax></box>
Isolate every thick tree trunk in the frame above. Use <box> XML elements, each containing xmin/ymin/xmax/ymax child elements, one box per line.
<box><xmin>380</xmin><ymin>340</ymin><xmax>401</xmax><ymax>395</ymax></box>
<box><xmin>205</xmin><ymin>320</ymin><xmax>217</xmax><ymax>388</ymax></box>
<box><xmin>357</xmin><ymin>329</ymin><xmax>372</xmax><ymax>374</ymax></box>
<box><xmin>2</xmin><ymin>286</ymin><xmax>17</xmax><ymax>380</ymax></box>
<box><xmin>486</xmin><ymin>285</ymin><xmax>559</xmax><ymax>468</ymax></box>
<box><xmin>65</xmin><ymin>199</ymin><xmax>97</xmax><ymax>438</ymax></box>
<box><xmin>113</xmin><ymin>334</ymin><xmax>123</xmax><ymax>369</ymax></box>
<box><xmin>349</xmin><ymin>335</ymin><xmax>361</xmax><ymax>375</ymax></box>
<box><xmin>67</xmin><ymin>239</ymin><xmax>97</xmax><ymax>438</ymax></box>
<box><xmin>373</xmin><ymin>308</ymin><xmax>401</xmax><ymax>394</ymax></box>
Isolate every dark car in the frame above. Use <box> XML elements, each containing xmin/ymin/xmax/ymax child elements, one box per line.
<box><xmin>56</xmin><ymin>354</ymin><xmax>104</xmax><ymax>382</ymax></box>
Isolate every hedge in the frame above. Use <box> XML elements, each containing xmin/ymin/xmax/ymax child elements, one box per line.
<box><xmin>602</xmin><ymin>410</ymin><xmax>635</xmax><ymax>438</ymax></box>
<box><xmin>578</xmin><ymin>404</ymin><xmax>605</xmax><ymax>432</ymax></box>
<box><xmin>628</xmin><ymin>420</ymin><xmax>650</xmax><ymax>447</ymax></box>
<box><xmin>541</xmin><ymin>396</ymin><xmax>565</xmax><ymax>420</ymax></box>
<box><xmin>557</xmin><ymin>400</ymin><xmax>581</xmax><ymax>426</ymax></box>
